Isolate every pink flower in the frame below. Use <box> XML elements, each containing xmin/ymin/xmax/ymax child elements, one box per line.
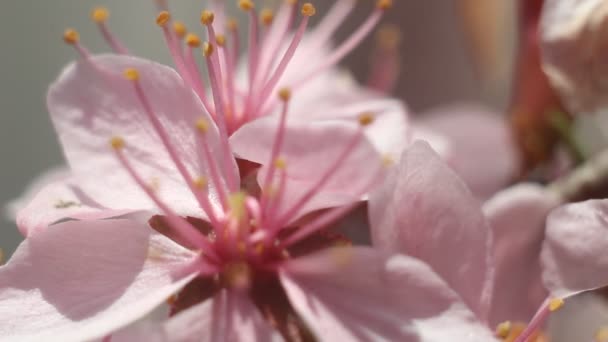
<box><xmin>0</xmin><ymin>132</ymin><xmax>485</xmax><ymax>340</ymax></box>
<box><xmin>370</xmin><ymin>141</ymin><xmax>608</xmax><ymax>340</ymax></box>
<box><xmin>15</xmin><ymin>0</ymin><xmax>409</xmax><ymax>236</ymax></box>
<box><xmin>540</xmin><ymin>0</ymin><xmax>608</xmax><ymax>114</ymax></box>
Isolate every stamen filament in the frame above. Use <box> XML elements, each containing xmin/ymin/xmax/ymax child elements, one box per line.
<box><xmin>92</xmin><ymin>8</ymin><xmax>129</xmax><ymax>54</ymax></box>
<box><xmin>254</xmin><ymin>0</ymin><xmax>297</xmax><ymax>96</ymax></box>
<box><xmin>272</xmin><ymin>127</ymin><xmax>365</xmax><ymax>229</ymax></box>
<box><xmin>113</xmin><ymin>145</ymin><xmax>217</xmax><ymax>257</ymax></box>
<box><xmin>289</xmin><ymin>4</ymin><xmax>387</xmax><ymax>91</ymax></box>
<box><xmin>513</xmin><ymin>298</ymin><xmax>565</xmax><ymax>342</ymax></box>
<box><xmin>125</xmin><ymin>69</ymin><xmax>221</xmax><ymax>223</ymax></box>
<box><xmin>261</xmin><ymin>89</ymin><xmax>291</xmax><ymax>213</ymax></box>
<box><xmin>203</xmin><ymin>43</ymin><xmax>238</xmax><ymax>193</ymax></box>
<box><xmin>63</xmin><ymin>29</ymin><xmax>92</xmax><ymax>60</ymax></box>
<box><xmin>253</xmin><ymin>5</ymin><xmax>314</xmax><ymax>117</ymax></box>
<box><xmin>196</xmin><ymin>119</ymin><xmax>231</xmax><ymax>211</ymax></box>
<box><xmin>183</xmin><ymin>36</ymin><xmax>215</xmax><ymax>114</ymax></box>
<box><xmin>310</xmin><ymin>0</ymin><xmax>356</xmax><ymax>47</ymax></box>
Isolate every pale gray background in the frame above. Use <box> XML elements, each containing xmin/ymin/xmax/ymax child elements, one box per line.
<box><xmin>0</xmin><ymin>1</ymin><xmax>489</xmax><ymax>255</ymax></box>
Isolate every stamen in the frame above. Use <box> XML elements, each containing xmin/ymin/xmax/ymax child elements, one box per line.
<box><xmin>260</xmin><ymin>89</ymin><xmax>291</xmax><ymax>217</ymax></box>
<box><xmin>63</xmin><ymin>28</ymin><xmax>91</xmax><ymax>59</ymax></box>
<box><xmin>513</xmin><ymin>297</ymin><xmax>565</xmax><ymax>342</ymax></box>
<box><xmin>202</xmin><ymin>42</ymin><xmax>238</xmax><ymax>193</ymax></box>
<box><xmin>358</xmin><ymin>112</ymin><xmax>375</xmax><ymax>126</ymax></box>
<box><xmin>156</xmin><ymin>11</ymin><xmax>200</xmax><ymax>106</ymax></box>
<box><xmin>111</xmin><ymin>137</ymin><xmax>217</xmax><ymax>257</ymax></box>
<box><xmin>272</xmin><ymin>125</ymin><xmax>366</xmax><ymax>229</ymax></box>
<box><xmin>173</xmin><ymin>21</ymin><xmax>187</xmax><ymax>40</ymax></box>
<box><xmin>595</xmin><ymin>327</ymin><xmax>608</xmax><ymax>342</ymax></box>
<box><xmin>495</xmin><ymin>321</ymin><xmax>512</xmax><ymax>339</ymax></box>
<box><xmin>281</xmin><ymin>157</ymin><xmax>385</xmax><ymax>247</ymax></box>
<box><xmin>260</xmin><ymin>9</ymin><xmax>274</xmax><ymax>27</ymax></box>
<box><xmin>255</xmin><ymin>0</ymin><xmax>297</xmax><ymax>93</ymax></box>
<box><xmin>290</xmin><ymin>0</ymin><xmax>392</xmax><ymax>90</ymax></box>
<box><xmin>123</xmin><ymin>68</ymin><xmax>220</xmax><ymax>225</ymax></box>
<box><xmin>91</xmin><ymin>7</ymin><xmax>129</xmax><ymax>54</ymax></box>
<box><xmin>311</xmin><ymin>0</ymin><xmax>356</xmax><ymax>47</ymax></box>
<box><xmin>0</xmin><ymin>248</ymin><xmax>4</xmax><ymax>265</ymax></box>
<box><xmin>253</xmin><ymin>4</ymin><xmax>316</xmax><ymax>117</ymax></box>
<box><xmin>181</xmin><ymin>33</ymin><xmax>214</xmax><ymax>114</ymax></box>
<box><xmin>195</xmin><ymin>117</ymin><xmax>230</xmax><ymax>210</ymax></box>
<box><xmin>240</xmin><ymin>0</ymin><xmax>261</xmax><ymax>120</ymax></box>
<box><xmin>367</xmin><ymin>24</ymin><xmax>401</xmax><ymax>93</ymax></box>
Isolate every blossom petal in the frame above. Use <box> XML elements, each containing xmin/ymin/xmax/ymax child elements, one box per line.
<box><xmin>291</xmin><ymin>98</ymin><xmax>410</xmax><ymax>163</ymax></box>
<box><xmin>5</xmin><ymin>166</ymin><xmax>70</xmax><ymax>220</ymax></box>
<box><xmin>0</xmin><ymin>219</ymin><xmax>197</xmax><ymax>342</ymax></box>
<box><xmin>47</xmin><ymin>54</ymin><xmax>235</xmax><ymax>217</ymax></box>
<box><xmin>483</xmin><ymin>184</ymin><xmax>560</xmax><ymax>325</ymax></box>
<box><xmin>418</xmin><ymin>104</ymin><xmax>518</xmax><ymax>199</ymax></box>
<box><xmin>369</xmin><ymin>141</ymin><xmax>491</xmax><ymax>316</ymax></box>
<box><xmin>541</xmin><ymin>199</ymin><xmax>608</xmax><ymax>298</ymax></box>
<box><xmin>231</xmin><ymin>118</ymin><xmax>383</xmax><ymax>221</ymax></box>
<box><xmin>281</xmin><ymin>247</ymin><xmax>496</xmax><ymax>341</ymax></box>
<box><xmin>14</xmin><ymin>177</ymin><xmax>131</xmax><ymax>237</ymax></box>
<box><xmin>162</xmin><ymin>290</ymin><xmax>281</xmax><ymax>342</ymax></box>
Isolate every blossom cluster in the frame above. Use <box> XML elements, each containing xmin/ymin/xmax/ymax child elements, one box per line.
<box><xmin>3</xmin><ymin>0</ymin><xmax>608</xmax><ymax>341</ymax></box>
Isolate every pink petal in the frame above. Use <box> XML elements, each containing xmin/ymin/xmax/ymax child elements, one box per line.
<box><xmin>0</xmin><ymin>219</ymin><xmax>197</xmax><ymax>341</ymax></box>
<box><xmin>541</xmin><ymin>199</ymin><xmax>608</xmax><ymax>298</ymax></box>
<box><xmin>418</xmin><ymin>103</ymin><xmax>518</xmax><ymax>199</ymax></box>
<box><xmin>410</xmin><ymin>125</ymin><xmax>452</xmax><ymax>158</ymax></box>
<box><xmin>290</xmin><ymin>98</ymin><xmax>410</xmax><ymax>163</ymax></box>
<box><xmin>47</xmin><ymin>54</ymin><xmax>235</xmax><ymax>217</ymax></box>
<box><xmin>231</xmin><ymin>118</ymin><xmax>383</xmax><ymax>221</ymax></box>
<box><xmin>369</xmin><ymin>141</ymin><xmax>492</xmax><ymax>316</ymax></box>
<box><xmin>15</xmin><ymin>177</ymin><xmax>132</xmax><ymax>237</ymax></box>
<box><xmin>281</xmin><ymin>247</ymin><xmax>496</xmax><ymax>341</ymax></box>
<box><xmin>483</xmin><ymin>184</ymin><xmax>560</xmax><ymax>325</ymax></box>
<box><xmin>540</xmin><ymin>0</ymin><xmax>608</xmax><ymax>114</ymax></box>
<box><xmin>5</xmin><ymin>166</ymin><xmax>70</xmax><ymax>220</ymax></box>
<box><xmin>162</xmin><ymin>290</ymin><xmax>281</xmax><ymax>342</ymax></box>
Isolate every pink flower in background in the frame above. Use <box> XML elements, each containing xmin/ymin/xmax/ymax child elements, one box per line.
<box><xmin>413</xmin><ymin>104</ymin><xmax>518</xmax><ymax>200</ymax></box>
<box><xmin>541</xmin><ymin>0</ymin><xmax>608</xmax><ymax>115</ymax></box>
<box><xmin>369</xmin><ymin>141</ymin><xmax>608</xmax><ymax>341</ymax></box>
<box><xmin>13</xmin><ymin>0</ymin><xmax>409</xmax><ymax>236</ymax></box>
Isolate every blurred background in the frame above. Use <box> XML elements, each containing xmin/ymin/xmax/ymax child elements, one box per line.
<box><xmin>0</xmin><ymin>0</ymin><xmax>516</xmax><ymax>257</ymax></box>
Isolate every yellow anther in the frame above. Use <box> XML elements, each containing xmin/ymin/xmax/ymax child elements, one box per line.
<box><xmin>260</xmin><ymin>9</ymin><xmax>274</xmax><ymax>25</ymax></box>
<box><xmin>286</xmin><ymin>0</ymin><xmax>297</xmax><ymax>5</ymax></box>
<box><xmin>228</xmin><ymin>18</ymin><xmax>238</xmax><ymax>31</ymax></box>
<box><xmin>216</xmin><ymin>34</ymin><xmax>226</xmax><ymax>47</ymax></box>
<box><xmin>195</xmin><ymin>118</ymin><xmax>210</xmax><ymax>134</ymax></box>
<box><xmin>377</xmin><ymin>24</ymin><xmax>401</xmax><ymax>50</ymax></box>
<box><xmin>123</xmin><ymin>68</ymin><xmax>140</xmax><ymax>81</ymax></box>
<box><xmin>63</xmin><ymin>29</ymin><xmax>80</xmax><ymax>45</ymax></box>
<box><xmin>274</xmin><ymin>157</ymin><xmax>287</xmax><ymax>170</ymax></box>
<box><xmin>254</xmin><ymin>243</ymin><xmax>264</xmax><ymax>255</ymax></box>
<box><xmin>193</xmin><ymin>176</ymin><xmax>208</xmax><ymax>189</ymax></box>
<box><xmin>156</xmin><ymin>11</ymin><xmax>171</xmax><ymax>27</ymax></box>
<box><xmin>548</xmin><ymin>297</ymin><xmax>564</xmax><ymax>312</ymax></box>
<box><xmin>173</xmin><ymin>21</ymin><xmax>187</xmax><ymax>39</ymax></box>
<box><xmin>110</xmin><ymin>136</ymin><xmax>125</xmax><ymax>150</ymax></box>
<box><xmin>301</xmin><ymin>3</ymin><xmax>316</xmax><ymax>17</ymax></box>
<box><xmin>495</xmin><ymin>321</ymin><xmax>512</xmax><ymax>339</ymax></box>
<box><xmin>278</xmin><ymin>88</ymin><xmax>291</xmax><ymax>102</ymax></box>
<box><xmin>203</xmin><ymin>42</ymin><xmax>214</xmax><ymax>57</ymax></box>
<box><xmin>91</xmin><ymin>7</ymin><xmax>109</xmax><ymax>23</ymax></box>
<box><xmin>200</xmin><ymin>10</ymin><xmax>215</xmax><ymax>25</ymax></box>
<box><xmin>358</xmin><ymin>112</ymin><xmax>375</xmax><ymax>126</ymax></box>
<box><xmin>382</xmin><ymin>154</ymin><xmax>394</xmax><ymax>167</ymax></box>
<box><xmin>238</xmin><ymin>0</ymin><xmax>254</xmax><ymax>11</ymax></box>
<box><xmin>376</xmin><ymin>0</ymin><xmax>393</xmax><ymax>10</ymax></box>
<box><xmin>186</xmin><ymin>33</ymin><xmax>201</xmax><ymax>47</ymax></box>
